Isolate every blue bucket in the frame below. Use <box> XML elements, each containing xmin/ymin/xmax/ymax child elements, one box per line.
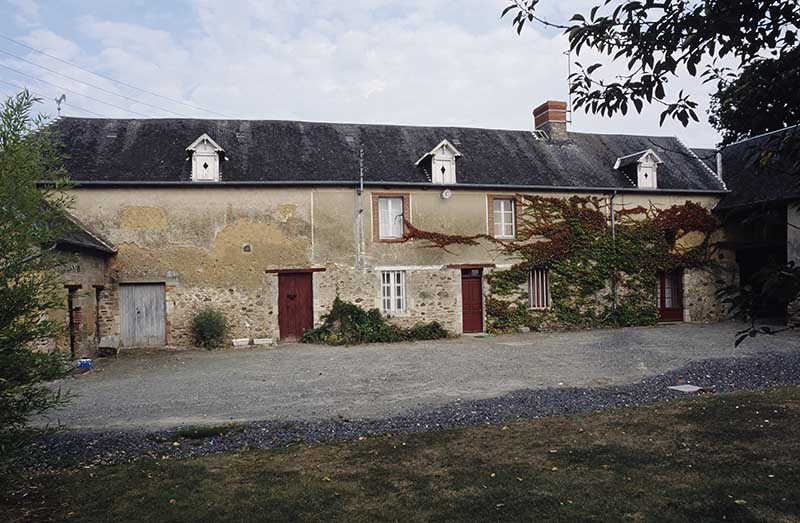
<box><xmin>76</xmin><ymin>358</ymin><xmax>93</xmax><ymax>369</ymax></box>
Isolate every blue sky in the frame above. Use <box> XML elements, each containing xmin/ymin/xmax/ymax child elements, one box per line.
<box><xmin>1</xmin><ymin>0</ymin><xmax>721</xmax><ymax>146</ymax></box>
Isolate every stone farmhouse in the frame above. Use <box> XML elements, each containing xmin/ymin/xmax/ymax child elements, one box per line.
<box><xmin>51</xmin><ymin>101</ymin><xmax>732</xmax><ymax>356</ymax></box>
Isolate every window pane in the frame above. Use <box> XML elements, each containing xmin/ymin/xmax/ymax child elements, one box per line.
<box><xmin>381</xmin><ymin>271</ymin><xmax>405</xmax><ymax>312</ymax></box>
<box><xmin>378</xmin><ymin>198</ymin><xmax>390</xmax><ymax>238</ymax></box>
<box><xmin>493</xmin><ymin>198</ymin><xmax>514</xmax><ymax>237</ymax></box>
<box><xmin>379</xmin><ymin>197</ymin><xmax>404</xmax><ymax>239</ymax></box>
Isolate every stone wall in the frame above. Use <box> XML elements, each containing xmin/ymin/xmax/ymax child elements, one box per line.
<box><xmin>314</xmin><ymin>265</ymin><xmax>463</xmax><ymax>334</ymax></box>
<box><xmin>51</xmin><ymin>250</ymin><xmax>113</xmax><ymax>358</ymax></box>
<box><xmin>166</xmin><ymin>284</ymin><xmax>275</xmax><ymax>346</ymax></box>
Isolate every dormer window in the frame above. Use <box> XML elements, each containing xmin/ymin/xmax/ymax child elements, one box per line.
<box><xmin>415</xmin><ymin>139</ymin><xmax>462</xmax><ymax>184</ymax></box>
<box><xmin>186</xmin><ymin>133</ymin><xmax>224</xmax><ymax>182</ymax></box>
<box><xmin>613</xmin><ymin>149</ymin><xmax>663</xmax><ymax>189</ymax></box>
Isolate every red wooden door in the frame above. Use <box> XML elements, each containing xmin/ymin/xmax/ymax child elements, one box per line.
<box><xmin>278</xmin><ymin>273</ymin><xmax>314</xmax><ymax>341</ymax></box>
<box><xmin>461</xmin><ymin>269</ymin><xmax>484</xmax><ymax>333</ymax></box>
<box><xmin>658</xmin><ymin>269</ymin><xmax>684</xmax><ymax>322</ymax></box>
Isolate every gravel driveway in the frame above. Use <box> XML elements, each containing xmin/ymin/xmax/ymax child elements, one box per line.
<box><xmin>37</xmin><ymin>322</ymin><xmax>800</xmax><ymax>431</ymax></box>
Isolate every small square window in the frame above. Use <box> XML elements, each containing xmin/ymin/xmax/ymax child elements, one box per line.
<box><xmin>493</xmin><ymin>198</ymin><xmax>515</xmax><ymax>238</ymax></box>
<box><xmin>381</xmin><ymin>271</ymin><xmax>406</xmax><ymax>313</ymax></box>
<box><xmin>529</xmin><ymin>269</ymin><xmax>550</xmax><ymax>309</ymax></box>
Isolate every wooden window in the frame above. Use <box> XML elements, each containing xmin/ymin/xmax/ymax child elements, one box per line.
<box><xmin>493</xmin><ymin>198</ymin><xmax>515</xmax><ymax>238</ymax></box>
<box><xmin>372</xmin><ymin>193</ymin><xmax>410</xmax><ymax>242</ymax></box>
<box><xmin>381</xmin><ymin>271</ymin><xmax>406</xmax><ymax>313</ymax></box>
<box><xmin>487</xmin><ymin>195</ymin><xmax>519</xmax><ymax>239</ymax></box>
<box><xmin>529</xmin><ymin>269</ymin><xmax>550</xmax><ymax>309</ymax></box>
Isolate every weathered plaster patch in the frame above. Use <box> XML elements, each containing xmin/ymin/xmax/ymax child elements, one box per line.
<box><xmin>120</xmin><ymin>206</ymin><xmax>168</xmax><ymax>230</ymax></box>
<box><xmin>276</xmin><ymin>203</ymin><xmax>298</xmax><ymax>222</ymax></box>
<box><xmin>114</xmin><ymin>220</ymin><xmax>310</xmax><ymax>287</ymax></box>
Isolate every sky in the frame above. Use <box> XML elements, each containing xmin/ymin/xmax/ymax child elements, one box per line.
<box><xmin>0</xmin><ymin>0</ymin><xmax>722</xmax><ymax>147</ymax></box>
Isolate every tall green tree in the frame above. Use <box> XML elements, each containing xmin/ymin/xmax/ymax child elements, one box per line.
<box><xmin>0</xmin><ymin>90</ymin><xmax>72</xmax><ymax>432</ymax></box>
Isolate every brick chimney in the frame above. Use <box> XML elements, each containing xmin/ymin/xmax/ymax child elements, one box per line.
<box><xmin>533</xmin><ymin>100</ymin><xmax>568</xmax><ymax>140</ymax></box>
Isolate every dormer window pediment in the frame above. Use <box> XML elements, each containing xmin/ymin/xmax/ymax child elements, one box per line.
<box><xmin>186</xmin><ymin>133</ymin><xmax>224</xmax><ymax>182</ymax></box>
<box><xmin>613</xmin><ymin>149</ymin><xmax>663</xmax><ymax>189</ymax></box>
<box><xmin>415</xmin><ymin>139</ymin><xmax>462</xmax><ymax>184</ymax></box>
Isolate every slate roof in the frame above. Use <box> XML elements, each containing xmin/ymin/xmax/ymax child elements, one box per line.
<box><xmin>714</xmin><ymin>127</ymin><xmax>800</xmax><ymax>210</ymax></box>
<box><xmin>691</xmin><ymin>148</ymin><xmax>717</xmax><ymax>172</ymax></box>
<box><xmin>56</xmin><ymin>212</ymin><xmax>116</xmax><ymax>256</ymax></box>
<box><xmin>52</xmin><ymin>118</ymin><xmax>725</xmax><ymax>192</ymax></box>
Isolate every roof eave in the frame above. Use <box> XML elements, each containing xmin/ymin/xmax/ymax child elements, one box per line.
<box><xmin>48</xmin><ymin>179</ymin><xmax>728</xmax><ymax>195</ymax></box>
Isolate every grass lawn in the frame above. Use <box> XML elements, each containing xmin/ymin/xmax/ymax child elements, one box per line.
<box><xmin>4</xmin><ymin>387</ymin><xmax>800</xmax><ymax>522</ymax></box>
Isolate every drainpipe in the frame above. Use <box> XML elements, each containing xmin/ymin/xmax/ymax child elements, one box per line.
<box><xmin>354</xmin><ymin>147</ymin><xmax>366</xmax><ymax>272</ymax></box>
<box><xmin>610</xmin><ymin>191</ymin><xmax>618</xmax><ymax>312</ymax></box>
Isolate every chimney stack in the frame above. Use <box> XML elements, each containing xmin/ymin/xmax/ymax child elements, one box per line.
<box><xmin>533</xmin><ymin>100</ymin><xmax>568</xmax><ymax>140</ymax></box>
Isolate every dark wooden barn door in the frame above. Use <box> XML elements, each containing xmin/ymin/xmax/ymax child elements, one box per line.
<box><xmin>461</xmin><ymin>268</ymin><xmax>484</xmax><ymax>333</ymax></box>
<box><xmin>278</xmin><ymin>273</ymin><xmax>314</xmax><ymax>341</ymax></box>
<box><xmin>658</xmin><ymin>270</ymin><xmax>684</xmax><ymax>322</ymax></box>
<box><xmin>120</xmin><ymin>283</ymin><xmax>166</xmax><ymax>347</ymax></box>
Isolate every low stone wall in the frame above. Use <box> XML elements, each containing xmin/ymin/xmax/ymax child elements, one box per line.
<box><xmin>166</xmin><ymin>284</ymin><xmax>275</xmax><ymax>346</ymax></box>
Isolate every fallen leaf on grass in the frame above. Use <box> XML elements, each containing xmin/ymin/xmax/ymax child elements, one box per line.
<box><xmin>734</xmin><ymin>499</ymin><xmax>747</xmax><ymax>506</ymax></box>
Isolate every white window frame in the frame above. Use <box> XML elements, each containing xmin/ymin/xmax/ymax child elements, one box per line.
<box><xmin>493</xmin><ymin>198</ymin><xmax>516</xmax><ymax>238</ymax></box>
<box><xmin>529</xmin><ymin>269</ymin><xmax>551</xmax><ymax>309</ymax></box>
<box><xmin>378</xmin><ymin>197</ymin><xmax>404</xmax><ymax>240</ymax></box>
<box><xmin>381</xmin><ymin>271</ymin><xmax>406</xmax><ymax>313</ymax></box>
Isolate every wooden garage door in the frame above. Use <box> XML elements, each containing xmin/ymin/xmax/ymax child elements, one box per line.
<box><xmin>120</xmin><ymin>283</ymin><xmax>166</xmax><ymax>347</ymax></box>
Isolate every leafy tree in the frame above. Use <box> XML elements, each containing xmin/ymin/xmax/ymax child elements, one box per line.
<box><xmin>0</xmin><ymin>90</ymin><xmax>72</xmax><ymax>433</ymax></box>
<box><xmin>503</xmin><ymin>0</ymin><xmax>799</xmax><ymax>138</ymax></box>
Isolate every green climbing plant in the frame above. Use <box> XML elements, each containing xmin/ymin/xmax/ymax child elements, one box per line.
<box><xmin>404</xmin><ymin>196</ymin><xmax>720</xmax><ymax>334</ymax></box>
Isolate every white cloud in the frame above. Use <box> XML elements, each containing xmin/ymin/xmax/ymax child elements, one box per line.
<box><xmin>6</xmin><ymin>0</ymin><xmax>40</xmax><ymax>28</ymax></box>
<box><xmin>6</xmin><ymin>0</ymin><xmax>722</xmax><ymax>146</ymax></box>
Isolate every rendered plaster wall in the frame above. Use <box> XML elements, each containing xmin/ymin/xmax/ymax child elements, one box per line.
<box><xmin>70</xmin><ymin>187</ymin><xmax>317</xmax><ymax>345</ymax></box>
<box><xmin>67</xmin><ymin>186</ymin><xmax>728</xmax><ymax>345</ymax></box>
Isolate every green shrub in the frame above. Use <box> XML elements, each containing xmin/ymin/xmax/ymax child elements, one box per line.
<box><xmin>406</xmin><ymin>321</ymin><xmax>449</xmax><ymax>340</ymax></box>
<box><xmin>303</xmin><ymin>297</ymin><xmax>448</xmax><ymax>345</ymax></box>
<box><xmin>191</xmin><ymin>307</ymin><xmax>228</xmax><ymax>349</ymax></box>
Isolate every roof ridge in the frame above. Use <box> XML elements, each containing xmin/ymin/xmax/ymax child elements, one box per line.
<box><xmin>675</xmin><ymin>135</ymin><xmax>727</xmax><ymax>191</ymax></box>
<box><xmin>725</xmin><ymin>123</ymin><xmax>800</xmax><ymax>148</ymax></box>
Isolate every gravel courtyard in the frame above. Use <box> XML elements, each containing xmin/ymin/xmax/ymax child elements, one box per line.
<box><xmin>37</xmin><ymin>322</ymin><xmax>800</xmax><ymax>431</ymax></box>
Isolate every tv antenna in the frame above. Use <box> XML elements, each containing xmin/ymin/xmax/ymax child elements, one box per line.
<box><xmin>54</xmin><ymin>94</ymin><xmax>66</xmax><ymax>116</ymax></box>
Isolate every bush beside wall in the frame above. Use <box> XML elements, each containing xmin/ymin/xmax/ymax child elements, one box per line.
<box><xmin>303</xmin><ymin>297</ymin><xmax>448</xmax><ymax>345</ymax></box>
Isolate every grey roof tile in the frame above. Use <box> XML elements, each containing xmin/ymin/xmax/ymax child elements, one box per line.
<box><xmin>52</xmin><ymin>118</ymin><xmax>725</xmax><ymax>192</ymax></box>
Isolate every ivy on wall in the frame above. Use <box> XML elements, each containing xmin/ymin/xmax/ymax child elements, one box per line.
<box><xmin>403</xmin><ymin>195</ymin><xmax>719</xmax><ymax>333</ymax></box>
